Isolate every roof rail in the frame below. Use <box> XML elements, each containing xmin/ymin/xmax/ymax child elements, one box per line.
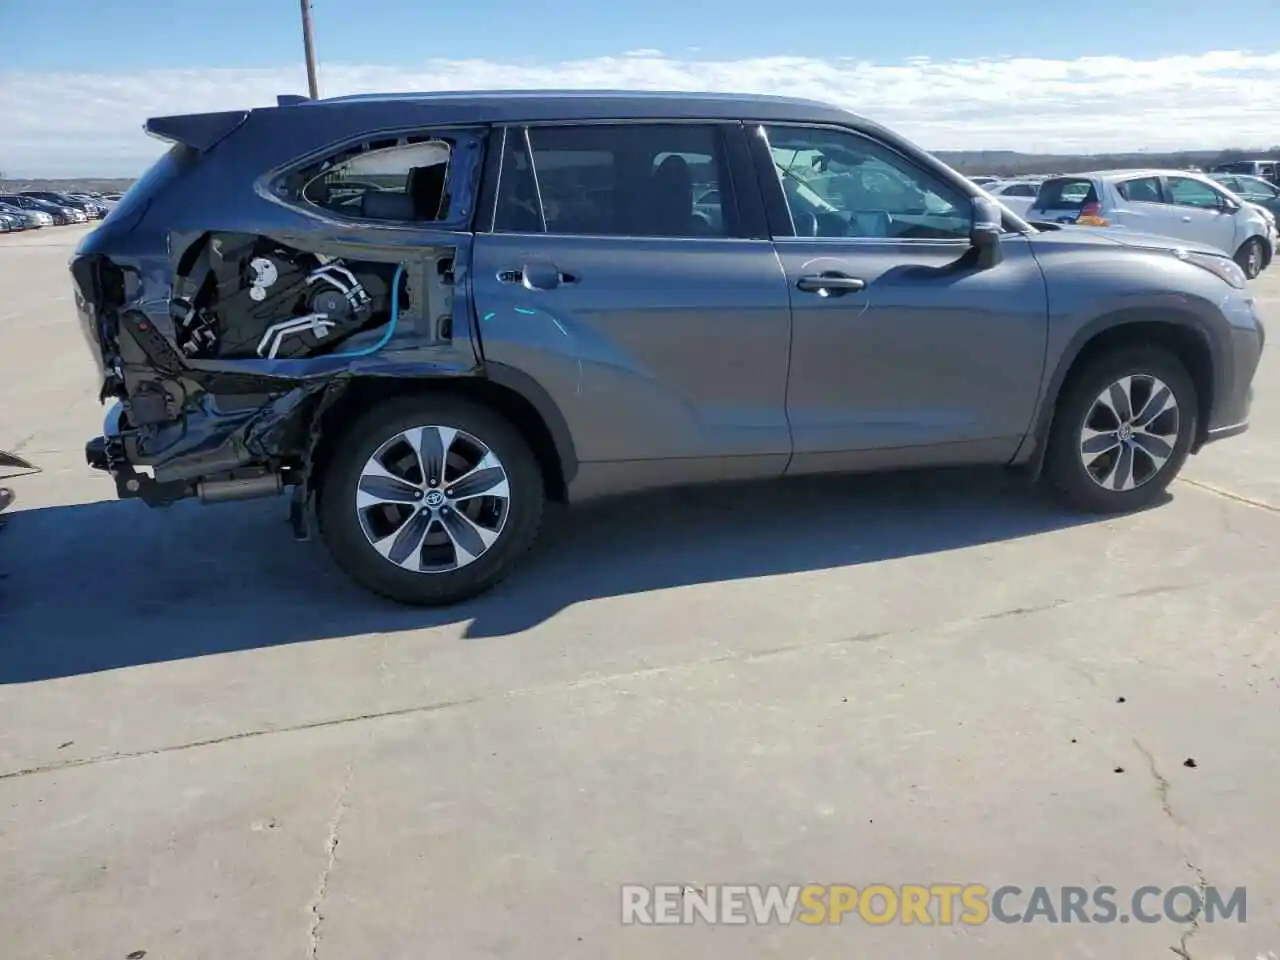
<box><xmin>277</xmin><ymin>94</ymin><xmax>311</xmax><ymax>107</ymax></box>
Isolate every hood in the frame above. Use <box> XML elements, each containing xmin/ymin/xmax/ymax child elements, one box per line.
<box><xmin>1028</xmin><ymin>222</ymin><xmax>1226</xmax><ymax>258</ymax></box>
<box><xmin>1247</xmin><ymin>201</ymin><xmax>1276</xmax><ymax>223</ymax></box>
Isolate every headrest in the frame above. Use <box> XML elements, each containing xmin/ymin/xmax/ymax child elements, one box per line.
<box><xmin>654</xmin><ymin>154</ymin><xmax>693</xmax><ymax>189</ymax></box>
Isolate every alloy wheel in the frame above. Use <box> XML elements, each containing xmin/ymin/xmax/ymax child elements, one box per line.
<box><xmin>1078</xmin><ymin>375</ymin><xmax>1180</xmax><ymax>492</ymax></box>
<box><xmin>355</xmin><ymin>425</ymin><xmax>511</xmax><ymax>572</ymax></box>
<box><xmin>1247</xmin><ymin>243</ymin><xmax>1263</xmax><ymax>278</ymax></box>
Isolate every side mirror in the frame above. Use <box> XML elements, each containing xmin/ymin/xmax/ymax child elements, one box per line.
<box><xmin>970</xmin><ymin>195</ymin><xmax>1004</xmax><ymax>268</ymax></box>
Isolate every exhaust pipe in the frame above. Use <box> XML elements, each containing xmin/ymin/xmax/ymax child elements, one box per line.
<box><xmin>197</xmin><ymin>473</ymin><xmax>283</xmax><ymax>504</ymax></box>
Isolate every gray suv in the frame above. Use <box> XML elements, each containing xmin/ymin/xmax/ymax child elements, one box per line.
<box><xmin>72</xmin><ymin>91</ymin><xmax>1264</xmax><ymax>605</ymax></box>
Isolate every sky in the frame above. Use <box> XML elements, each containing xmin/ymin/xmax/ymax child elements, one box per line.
<box><xmin>1</xmin><ymin>0</ymin><xmax>1279</xmax><ymax>177</ymax></box>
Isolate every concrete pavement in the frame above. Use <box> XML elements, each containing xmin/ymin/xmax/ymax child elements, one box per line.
<box><xmin>1</xmin><ymin>224</ymin><xmax>1277</xmax><ymax>959</ymax></box>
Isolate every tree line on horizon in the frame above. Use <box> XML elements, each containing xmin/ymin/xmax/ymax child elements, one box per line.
<box><xmin>938</xmin><ymin>146</ymin><xmax>1280</xmax><ymax>177</ymax></box>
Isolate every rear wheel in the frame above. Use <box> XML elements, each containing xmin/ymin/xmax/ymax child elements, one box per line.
<box><xmin>317</xmin><ymin>395</ymin><xmax>545</xmax><ymax>605</ymax></box>
<box><xmin>1044</xmin><ymin>347</ymin><xmax>1197</xmax><ymax>514</ymax></box>
<box><xmin>1234</xmin><ymin>237</ymin><xmax>1266</xmax><ymax>280</ymax></box>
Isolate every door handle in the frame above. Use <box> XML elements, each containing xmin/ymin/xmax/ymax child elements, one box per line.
<box><xmin>1181</xmin><ymin>216</ymin><xmax>1193</xmax><ymax>222</ymax></box>
<box><xmin>796</xmin><ymin>272</ymin><xmax>866</xmax><ymax>296</ymax></box>
<box><xmin>497</xmin><ymin>262</ymin><xmax>578</xmax><ymax>290</ymax></box>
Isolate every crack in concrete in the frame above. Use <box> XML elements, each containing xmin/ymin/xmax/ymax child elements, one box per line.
<box><xmin>0</xmin><ymin>581</ymin><xmax>1210</xmax><ymax>783</ymax></box>
<box><xmin>307</xmin><ymin>764</ymin><xmax>354</xmax><ymax>960</ymax></box>
<box><xmin>977</xmin><ymin>598</ymin><xmax>1069</xmax><ymax>621</ymax></box>
<box><xmin>1134</xmin><ymin>739</ymin><xmax>1180</xmax><ymax>826</ymax></box>
<box><xmin>0</xmin><ymin>696</ymin><xmax>484</xmax><ymax>783</ymax></box>
<box><xmin>1133</xmin><ymin>739</ymin><xmax>1208</xmax><ymax>960</ymax></box>
<box><xmin>1178</xmin><ymin>477</ymin><xmax>1279</xmax><ymax>514</ymax></box>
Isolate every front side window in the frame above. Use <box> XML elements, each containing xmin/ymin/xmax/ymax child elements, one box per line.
<box><xmin>1165</xmin><ymin>176</ymin><xmax>1222</xmax><ymax>209</ymax></box>
<box><xmin>761</xmin><ymin>125</ymin><xmax>972</xmax><ymax>240</ymax></box>
<box><xmin>494</xmin><ymin>123</ymin><xmax>733</xmax><ymax>238</ymax></box>
<box><xmin>275</xmin><ymin>136</ymin><xmax>455</xmax><ymax>223</ymax></box>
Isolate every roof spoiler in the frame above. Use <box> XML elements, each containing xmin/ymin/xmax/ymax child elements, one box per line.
<box><xmin>143</xmin><ymin>110</ymin><xmax>250</xmax><ymax>151</ymax></box>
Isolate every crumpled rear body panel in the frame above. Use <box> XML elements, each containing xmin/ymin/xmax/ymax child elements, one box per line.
<box><xmin>71</xmin><ymin>121</ymin><xmax>489</xmax><ymax>508</ymax></box>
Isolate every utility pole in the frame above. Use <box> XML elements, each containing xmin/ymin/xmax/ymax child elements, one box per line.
<box><xmin>300</xmin><ymin>0</ymin><xmax>320</xmax><ymax>99</ymax></box>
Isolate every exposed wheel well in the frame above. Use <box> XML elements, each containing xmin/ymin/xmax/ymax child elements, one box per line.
<box><xmin>309</xmin><ymin>376</ymin><xmax>569</xmax><ymax>502</ymax></box>
<box><xmin>1029</xmin><ymin>320</ymin><xmax>1215</xmax><ymax>475</ymax></box>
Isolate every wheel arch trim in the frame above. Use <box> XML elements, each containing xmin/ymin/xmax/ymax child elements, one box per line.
<box><xmin>1015</xmin><ymin>307</ymin><xmax>1218</xmax><ymax>479</ymax></box>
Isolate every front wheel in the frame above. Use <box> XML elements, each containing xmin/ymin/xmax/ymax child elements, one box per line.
<box><xmin>1234</xmin><ymin>237</ymin><xmax>1266</xmax><ymax>280</ymax></box>
<box><xmin>317</xmin><ymin>395</ymin><xmax>545</xmax><ymax>605</ymax></box>
<box><xmin>1043</xmin><ymin>348</ymin><xmax>1198</xmax><ymax>514</ymax></box>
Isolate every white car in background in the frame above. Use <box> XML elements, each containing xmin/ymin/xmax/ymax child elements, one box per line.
<box><xmin>984</xmin><ymin>179</ymin><xmax>1041</xmax><ymax>217</ymax></box>
<box><xmin>1026</xmin><ymin>170</ymin><xmax>1274</xmax><ymax>279</ymax></box>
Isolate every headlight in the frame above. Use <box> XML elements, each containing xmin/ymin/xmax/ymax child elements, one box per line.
<box><xmin>1175</xmin><ymin>249</ymin><xmax>1248</xmax><ymax>289</ymax></box>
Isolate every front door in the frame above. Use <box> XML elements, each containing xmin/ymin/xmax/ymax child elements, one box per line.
<box><xmin>470</xmin><ymin>122</ymin><xmax>794</xmax><ymax>484</ymax></box>
<box><xmin>1161</xmin><ymin>175</ymin><xmax>1240</xmax><ymax>254</ymax></box>
<box><xmin>752</xmin><ymin>123</ymin><xmax>1049</xmax><ymax>472</ymax></box>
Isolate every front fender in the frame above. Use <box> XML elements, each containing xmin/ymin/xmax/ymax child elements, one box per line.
<box><xmin>1015</xmin><ymin>302</ymin><xmax>1220</xmax><ymax>478</ymax></box>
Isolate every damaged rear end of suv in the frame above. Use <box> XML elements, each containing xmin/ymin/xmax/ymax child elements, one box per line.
<box><xmin>73</xmin><ymin>95</ymin><xmax>555</xmax><ymax>606</ymax></box>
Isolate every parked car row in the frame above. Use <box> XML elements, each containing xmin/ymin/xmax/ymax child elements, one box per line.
<box><xmin>979</xmin><ymin>169</ymin><xmax>1275</xmax><ymax>279</ymax></box>
<box><xmin>0</xmin><ymin>190</ymin><xmax>114</xmax><ymax>232</ymax></box>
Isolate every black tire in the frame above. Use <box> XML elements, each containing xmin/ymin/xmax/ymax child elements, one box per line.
<box><xmin>1043</xmin><ymin>347</ymin><xmax>1198</xmax><ymax>514</ymax></box>
<box><xmin>1234</xmin><ymin>237</ymin><xmax>1265</xmax><ymax>280</ymax></box>
<box><xmin>317</xmin><ymin>394</ymin><xmax>545</xmax><ymax>605</ymax></box>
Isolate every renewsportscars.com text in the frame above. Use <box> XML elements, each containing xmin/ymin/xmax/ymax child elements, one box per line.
<box><xmin>621</xmin><ymin>883</ymin><xmax>1247</xmax><ymax>926</ymax></box>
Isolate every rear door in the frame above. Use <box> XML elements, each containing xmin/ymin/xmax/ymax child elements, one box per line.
<box><xmin>1161</xmin><ymin>175</ymin><xmax>1239</xmax><ymax>253</ymax></box>
<box><xmin>1108</xmin><ymin>175</ymin><xmax>1178</xmax><ymax>236</ymax></box>
<box><xmin>470</xmin><ymin>121</ymin><xmax>794</xmax><ymax>474</ymax></box>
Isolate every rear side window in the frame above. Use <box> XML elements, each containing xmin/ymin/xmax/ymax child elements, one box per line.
<box><xmin>1235</xmin><ymin>176</ymin><xmax>1280</xmax><ymax>200</ymax></box>
<box><xmin>1116</xmin><ymin>177</ymin><xmax>1162</xmax><ymax>202</ymax></box>
<box><xmin>493</xmin><ymin>123</ymin><xmax>736</xmax><ymax>238</ymax></box>
<box><xmin>1033</xmin><ymin>178</ymin><xmax>1098</xmax><ymax>210</ymax></box>
<box><xmin>273</xmin><ymin>135</ymin><xmax>457</xmax><ymax>223</ymax></box>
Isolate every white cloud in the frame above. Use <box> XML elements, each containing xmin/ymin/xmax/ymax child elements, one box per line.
<box><xmin>2</xmin><ymin>50</ymin><xmax>1278</xmax><ymax>177</ymax></box>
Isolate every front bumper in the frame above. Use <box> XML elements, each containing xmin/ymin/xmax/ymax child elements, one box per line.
<box><xmin>1200</xmin><ymin>292</ymin><xmax>1265</xmax><ymax>447</ymax></box>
